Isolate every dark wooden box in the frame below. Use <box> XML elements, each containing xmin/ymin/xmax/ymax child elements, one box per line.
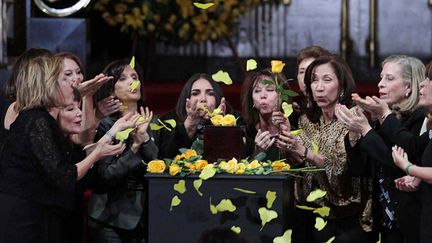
<box><xmin>203</xmin><ymin>126</ymin><xmax>244</xmax><ymax>162</ymax></box>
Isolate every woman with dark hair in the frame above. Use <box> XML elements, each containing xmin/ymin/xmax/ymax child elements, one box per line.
<box><xmin>335</xmin><ymin>55</ymin><xmax>426</xmax><ymax>243</ymax></box>
<box><xmin>157</xmin><ymin>73</ymin><xmax>227</xmax><ymax>159</ymax></box>
<box><xmin>240</xmin><ymin>68</ymin><xmax>291</xmax><ymax>160</ymax></box>
<box><xmin>280</xmin><ymin>55</ymin><xmax>369</xmax><ymax>242</ymax></box>
<box><xmin>87</xmin><ymin>58</ymin><xmax>158</xmax><ymax>243</ymax></box>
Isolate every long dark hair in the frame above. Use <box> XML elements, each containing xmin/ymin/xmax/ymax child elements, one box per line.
<box><xmin>175</xmin><ymin>73</ymin><xmax>224</xmax><ymax>121</ymax></box>
<box><xmin>304</xmin><ymin>55</ymin><xmax>356</xmax><ymax>123</ymax></box>
<box><xmin>94</xmin><ymin>58</ymin><xmax>145</xmax><ymax>116</ymax></box>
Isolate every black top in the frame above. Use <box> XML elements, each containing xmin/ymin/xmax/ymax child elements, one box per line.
<box><xmin>0</xmin><ymin>95</ymin><xmax>10</xmax><ymax>150</ymax></box>
<box><xmin>419</xmin><ymin>142</ymin><xmax>432</xmax><ymax>243</ymax></box>
<box><xmin>0</xmin><ymin>108</ymin><xmax>77</xmax><ymax>210</ymax></box>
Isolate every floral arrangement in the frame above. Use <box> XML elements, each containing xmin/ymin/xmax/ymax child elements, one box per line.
<box><xmin>93</xmin><ymin>0</ymin><xmax>284</xmax><ymax>43</ymax></box>
<box><xmin>147</xmin><ymin>148</ymin><xmax>322</xmax><ymax>177</ymax></box>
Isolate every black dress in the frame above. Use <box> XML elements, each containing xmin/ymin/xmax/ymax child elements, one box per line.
<box><xmin>419</xmin><ymin>142</ymin><xmax>432</xmax><ymax>243</ymax></box>
<box><xmin>0</xmin><ymin>95</ymin><xmax>11</xmax><ymax>150</ymax></box>
<box><xmin>0</xmin><ymin>108</ymin><xmax>77</xmax><ymax>243</ymax></box>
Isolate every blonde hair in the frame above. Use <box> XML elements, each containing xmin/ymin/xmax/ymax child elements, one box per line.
<box><xmin>382</xmin><ymin>55</ymin><xmax>425</xmax><ymax>115</ymax></box>
<box><xmin>14</xmin><ymin>56</ymin><xmax>63</xmax><ymax>112</ymax></box>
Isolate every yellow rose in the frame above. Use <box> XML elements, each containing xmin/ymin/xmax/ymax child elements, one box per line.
<box><xmin>246</xmin><ymin>160</ymin><xmax>262</xmax><ymax>170</ymax></box>
<box><xmin>147</xmin><ymin>160</ymin><xmax>166</xmax><ymax>173</ymax></box>
<box><xmin>185</xmin><ymin>162</ymin><xmax>196</xmax><ymax>171</ymax></box>
<box><xmin>271</xmin><ymin>60</ymin><xmax>286</xmax><ymax>73</ymax></box>
<box><xmin>225</xmin><ymin>158</ymin><xmax>238</xmax><ymax>174</ymax></box>
<box><xmin>235</xmin><ymin>163</ymin><xmax>246</xmax><ymax>174</ymax></box>
<box><xmin>175</xmin><ymin>154</ymin><xmax>184</xmax><ymax>161</ymax></box>
<box><xmin>218</xmin><ymin>161</ymin><xmax>229</xmax><ymax>171</ymax></box>
<box><xmin>169</xmin><ymin>163</ymin><xmax>181</xmax><ymax>176</ymax></box>
<box><xmin>195</xmin><ymin>160</ymin><xmax>209</xmax><ymax>171</ymax></box>
<box><xmin>210</xmin><ymin>114</ymin><xmax>223</xmax><ymax>126</ymax></box>
<box><xmin>272</xmin><ymin>160</ymin><xmax>288</xmax><ymax>171</ymax></box>
<box><xmin>221</xmin><ymin>114</ymin><xmax>236</xmax><ymax>126</ymax></box>
<box><xmin>184</xmin><ymin>149</ymin><xmax>197</xmax><ymax>160</ymax></box>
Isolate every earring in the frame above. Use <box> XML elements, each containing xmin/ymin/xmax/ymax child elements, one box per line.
<box><xmin>405</xmin><ymin>92</ymin><xmax>410</xmax><ymax>97</ymax></box>
<box><xmin>339</xmin><ymin>91</ymin><xmax>344</xmax><ymax>100</ymax></box>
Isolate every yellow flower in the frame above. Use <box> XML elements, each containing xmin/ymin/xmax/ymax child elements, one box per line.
<box><xmin>221</xmin><ymin>114</ymin><xmax>236</xmax><ymax>126</ymax></box>
<box><xmin>272</xmin><ymin>160</ymin><xmax>290</xmax><ymax>171</ymax></box>
<box><xmin>224</xmin><ymin>158</ymin><xmax>238</xmax><ymax>174</ymax></box>
<box><xmin>147</xmin><ymin>160</ymin><xmax>166</xmax><ymax>173</ymax></box>
<box><xmin>235</xmin><ymin>163</ymin><xmax>246</xmax><ymax>174</ymax></box>
<box><xmin>175</xmin><ymin>154</ymin><xmax>184</xmax><ymax>161</ymax></box>
<box><xmin>169</xmin><ymin>163</ymin><xmax>181</xmax><ymax>176</ymax></box>
<box><xmin>185</xmin><ymin>162</ymin><xmax>196</xmax><ymax>171</ymax></box>
<box><xmin>184</xmin><ymin>149</ymin><xmax>197</xmax><ymax>160</ymax></box>
<box><xmin>195</xmin><ymin>160</ymin><xmax>209</xmax><ymax>171</ymax></box>
<box><xmin>246</xmin><ymin>160</ymin><xmax>262</xmax><ymax>170</ymax></box>
<box><xmin>218</xmin><ymin>161</ymin><xmax>229</xmax><ymax>172</ymax></box>
<box><xmin>271</xmin><ymin>60</ymin><xmax>286</xmax><ymax>73</ymax></box>
<box><xmin>210</xmin><ymin>114</ymin><xmax>223</xmax><ymax>126</ymax></box>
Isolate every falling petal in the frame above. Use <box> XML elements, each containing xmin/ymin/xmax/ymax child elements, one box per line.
<box><xmin>273</xmin><ymin>229</ymin><xmax>292</xmax><ymax>243</ymax></box>
<box><xmin>296</xmin><ymin>205</ymin><xmax>316</xmax><ymax>211</ymax></box>
<box><xmin>119</xmin><ymin>103</ymin><xmax>128</xmax><ymax>112</ymax></box>
<box><xmin>137</xmin><ymin>116</ymin><xmax>150</xmax><ymax>124</ymax></box>
<box><xmin>115</xmin><ymin>128</ymin><xmax>134</xmax><ymax>142</ymax></box>
<box><xmin>306</xmin><ymin>189</ymin><xmax>327</xmax><ymax>202</ymax></box>
<box><xmin>314</xmin><ymin>217</ymin><xmax>327</xmax><ymax>231</ymax></box>
<box><xmin>193</xmin><ymin>2</ymin><xmax>215</xmax><ymax>9</ymax></box>
<box><xmin>131</xmin><ymin>80</ymin><xmax>140</xmax><ymax>92</ymax></box>
<box><xmin>231</xmin><ymin>226</ymin><xmax>241</xmax><ymax>234</ymax></box>
<box><xmin>266</xmin><ymin>191</ymin><xmax>277</xmax><ymax>208</ymax></box>
<box><xmin>212</xmin><ymin>70</ymin><xmax>233</xmax><ymax>85</ymax></box>
<box><xmin>209</xmin><ymin>198</ymin><xmax>217</xmax><ymax>215</ymax></box>
<box><xmin>193</xmin><ymin>179</ymin><xmax>203</xmax><ymax>196</ymax></box>
<box><xmin>290</xmin><ymin>129</ymin><xmax>303</xmax><ymax>135</ymax></box>
<box><xmin>246</xmin><ymin>59</ymin><xmax>257</xmax><ymax>71</ymax></box>
<box><xmin>312</xmin><ymin>142</ymin><xmax>319</xmax><ymax>155</ymax></box>
<box><xmin>170</xmin><ymin>195</ymin><xmax>181</xmax><ymax>211</ymax></box>
<box><xmin>199</xmin><ymin>166</ymin><xmax>216</xmax><ymax>180</ymax></box>
<box><xmin>281</xmin><ymin>102</ymin><xmax>293</xmax><ymax>118</ymax></box>
<box><xmin>233</xmin><ymin>188</ymin><xmax>256</xmax><ymax>194</ymax></box>
<box><xmin>216</xmin><ymin>199</ymin><xmax>236</xmax><ymax>212</ymax></box>
<box><xmin>325</xmin><ymin>236</ymin><xmax>335</xmax><ymax>243</ymax></box>
<box><xmin>164</xmin><ymin>119</ymin><xmax>177</xmax><ymax>128</ymax></box>
<box><xmin>258</xmin><ymin>207</ymin><xmax>278</xmax><ymax>231</ymax></box>
<box><xmin>150</xmin><ymin>123</ymin><xmax>164</xmax><ymax>131</ymax></box>
<box><xmin>129</xmin><ymin>56</ymin><xmax>135</xmax><ymax>69</ymax></box>
<box><xmin>313</xmin><ymin>206</ymin><xmax>330</xmax><ymax>217</ymax></box>
<box><xmin>173</xmin><ymin>180</ymin><xmax>186</xmax><ymax>194</ymax></box>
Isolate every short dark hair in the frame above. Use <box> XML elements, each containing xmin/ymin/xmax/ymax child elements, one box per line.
<box><xmin>175</xmin><ymin>73</ymin><xmax>224</xmax><ymax>121</ymax></box>
<box><xmin>304</xmin><ymin>55</ymin><xmax>356</xmax><ymax>123</ymax></box>
<box><xmin>296</xmin><ymin>45</ymin><xmax>332</xmax><ymax>73</ymax></box>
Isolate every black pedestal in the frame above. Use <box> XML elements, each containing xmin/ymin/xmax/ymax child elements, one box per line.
<box><xmin>145</xmin><ymin>173</ymin><xmax>294</xmax><ymax>243</ymax></box>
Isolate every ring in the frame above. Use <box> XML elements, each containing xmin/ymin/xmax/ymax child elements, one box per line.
<box><xmin>271</xmin><ymin>117</ymin><xmax>276</xmax><ymax>124</ymax></box>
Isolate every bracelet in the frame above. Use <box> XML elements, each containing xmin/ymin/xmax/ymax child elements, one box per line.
<box><xmin>381</xmin><ymin>111</ymin><xmax>392</xmax><ymax>121</ymax></box>
<box><xmin>106</xmin><ymin>130</ymin><xmax>115</xmax><ymax>140</ymax></box>
<box><xmin>405</xmin><ymin>163</ymin><xmax>413</xmax><ymax>175</ymax></box>
<box><xmin>302</xmin><ymin>147</ymin><xmax>308</xmax><ymax>163</ymax></box>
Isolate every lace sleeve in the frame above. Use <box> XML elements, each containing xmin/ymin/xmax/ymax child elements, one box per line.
<box><xmin>29</xmin><ymin>114</ymin><xmax>77</xmax><ymax>189</ymax></box>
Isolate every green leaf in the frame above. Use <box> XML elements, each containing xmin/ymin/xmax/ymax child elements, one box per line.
<box><xmin>266</xmin><ymin>191</ymin><xmax>277</xmax><ymax>208</ymax></box>
<box><xmin>191</xmin><ymin>139</ymin><xmax>204</xmax><ymax>155</ymax></box>
<box><xmin>273</xmin><ymin>229</ymin><xmax>292</xmax><ymax>243</ymax></box>
<box><xmin>306</xmin><ymin>189</ymin><xmax>327</xmax><ymax>202</ymax></box>
<box><xmin>233</xmin><ymin>188</ymin><xmax>256</xmax><ymax>194</ymax></box>
<box><xmin>115</xmin><ymin>128</ymin><xmax>134</xmax><ymax>142</ymax></box>
<box><xmin>179</xmin><ymin>148</ymin><xmax>188</xmax><ymax>154</ymax></box>
<box><xmin>173</xmin><ymin>180</ymin><xmax>186</xmax><ymax>194</ymax></box>
<box><xmin>193</xmin><ymin>179</ymin><xmax>203</xmax><ymax>196</ymax></box>
<box><xmin>280</xmin><ymin>89</ymin><xmax>299</xmax><ymax>97</ymax></box>
<box><xmin>261</xmin><ymin>79</ymin><xmax>274</xmax><ymax>85</ymax></box>
<box><xmin>254</xmin><ymin>152</ymin><xmax>267</xmax><ymax>161</ymax></box>
<box><xmin>258</xmin><ymin>207</ymin><xmax>278</xmax><ymax>231</ymax></box>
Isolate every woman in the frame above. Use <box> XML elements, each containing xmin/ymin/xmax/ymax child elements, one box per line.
<box><xmin>280</xmin><ymin>55</ymin><xmax>369</xmax><ymax>242</ymax></box>
<box><xmin>0</xmin><ymin>56</ymin><xmax>133</xmax><ymax>243</ymax></box>
<box><xmin>335</xmin><ymin>55</ymin><xmax>426</xmax><ymax>243</ymax></box>
<box><xmin>88</xmin><ymin>58</ymin><xmax>157</xmax><ymax>243</ymax></box>
<box><xmin>241</xmin><ymin>69</ymin><xmax>290</xmax><ymax>160</ymax></box>
<box><xmin>157</xmin><ymin>73</ymin><xmax>227</xmax><ymax>159</ymax></box>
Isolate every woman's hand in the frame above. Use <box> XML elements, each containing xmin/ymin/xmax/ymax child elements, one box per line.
<box><xmin>254</xmin><ymin>129</ymin><xmax>275</xmax><ymax>151</ymax></box>
<box><xmin>131</xmin><ymin>107</ymin><xmax>153</xmax><ymax>152</ymax></box>
<box><xmin>96</xmin><ymin>96</ymin><xmax>121</xmax><ymax>120</ymax></box>
<box><xmin>392</xmin><ymin>145</ymin><xmax>410</xmax><ymax>171</ymax></box>
<box><xmin>335</xmin><ymin>104</ymin><xmax>371</xmax><ymax>136</ymax></box>
<box><xmin>394</xmin><ymin>175</ymin><xmax>421</xmax><ymax>192</ymax></box>
<box><xmin>110</xmin><ymin>112</ymin><xmax>140</xmax><ymax>134</ymax></box>
<box><xmin>78</xmin><ymin>73</ymin><xmax>112</xmax><ymax>97</ymax></box>
<box><xmin>271</xmin><ymin>111</ymin><xmax>290</xmax><ymax>132</ymax></box>
<box><xmin>352</xmin><ymin>93</ymin><xmax>391</xmax><ymax>120</ymax></box>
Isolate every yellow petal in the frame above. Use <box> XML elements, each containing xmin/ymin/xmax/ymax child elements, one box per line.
<box><xmin>216</xmin><ymin>199</ymin><xmax>236</xmax><ymax>212</ymax></box>
<box><xmin>193</xmin><ymin>179</ymin><xmax>203</xmax><ymax>196</ymax></box>
<box><xmin>137</xmin><ymin>116</ymin><xmax>150</xmax><ymax>124</ymax></box>
<box><xmin>312</xmin><ymin>142</ymin><xmax>319</xmax><ymax>155</ymax></box>
<box><xmin>290</xmin><ymin>129</ymin><xmax>303</xmax><ymax>135</ymax></box>
<box><xmin>377</xmin><ymin>233</ymin><xmax>381</xmax><ymax>243</ymax></box>
<box><xmin>313</xmin><ymin>206</ymin><xmax>330</xmax><ymax>217</ymax></box>
<box><xmin>150</xmin><ymin>123</ymin><xmax>164</xmax><ymax>131</ymax></box>
<box><xmin>281</xmin><ymin>102</ymin><xmax>293</xmax><ymax>118</ymax></box>
<box><xmin>210</xmin><ymin>107</ymin><xmax>221</xmax><ymax>116</ymax></box>
<box><xmin>130</xmin><ymin>80</ymin><xmax>140</xmax><ymax>92</ymax></box>
<box><xmin>115</xmin><ymin>128</ymin><xmax>134</xmax><ymax>142</ymax></box>
<box><xmin>170</xmin><ymin>195</ymin><xmax>181</xmax><ymax>211</ymax></box>
<box><xmin>233</xmin><ymin>188</ymin><xmax>256</xmax><ymax>194</ymax></box>
<box><xmin>164</xmin><ymin>119</ymin><xmax>177</xmax><ymax>128</ymax></box>
<box><xmin>173</xmin><ymin>180</ymin><xmax>186</xmax><ymax>194</ymax></box>
<box><xmin>306</xmin><ymin>189</ymin><xmax>327</xmax><ymax>202</ymax></box>
<box><xmin>199</xmin><ymin>166</ymin><xmax>216</xmax><ymax>180</ymax></box>
<box><xmin>193</xmin><ymin>2</ymin><xmax>215</xmax><ymax>9</ymax></box>
<box><xmin>230</xmin><ymin>226</ymin><xmax>241</xmax><ymax>234</ymax></box>
<box><xmin>273</xmin><ymin>229</ymin><xmax>292</xmax><ymax>243</ymax></box>
<box><xmin>295</xmin><ymin>205</ymin><xmax>316</xmax><ymax>211</ymax></box>
<box><xmin>212</xmin><ymin>70</ymin><xmax>233</xmax><ymax>85</ymax></box>
<box><xmin>266</xmin><ymin>191</ymin><xmax>277</xmax><ymax>209</ymax></box>
<box><xmin>119</xmin><ymin>103</ymin><xmax>128</xmax><ymax>112</ymax></box>
<box><xmin>258</xmin><ymin>207</ymin><xmax>278</xmax><ymax>231</ymax></box>
<box><xmin>209</xmin><ymin>198</ymin><xmax>217</xmax><ymax>215</ymax></box>
<box><xmin>325</xmin><ymin>236</ymin><xmax>336</xmax><ymax>243</ymax></box>
<box><xmin>129</xmin><ymin>56</ymin><xmax>135</xmax><ymax>69</ymax></box>
<box><xmin>246</xmin><ymin>59</ymin><xmax>257</xmax><ymax>71</ymax></box>
<box><xmin>314</xmin><ymin>217</ymin><xmax>327</xmax><ymax>231</ymax></box>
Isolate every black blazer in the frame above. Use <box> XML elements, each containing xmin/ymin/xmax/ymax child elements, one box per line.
<box><xmin>87</xmin><ymin>116</ymin><xmax>158</xmax><ymax>230</ymax></box>
<box><xmin>346</xmin><ymin>108</ymin><xmax>426</xmax><ymax>242</ymax></box>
